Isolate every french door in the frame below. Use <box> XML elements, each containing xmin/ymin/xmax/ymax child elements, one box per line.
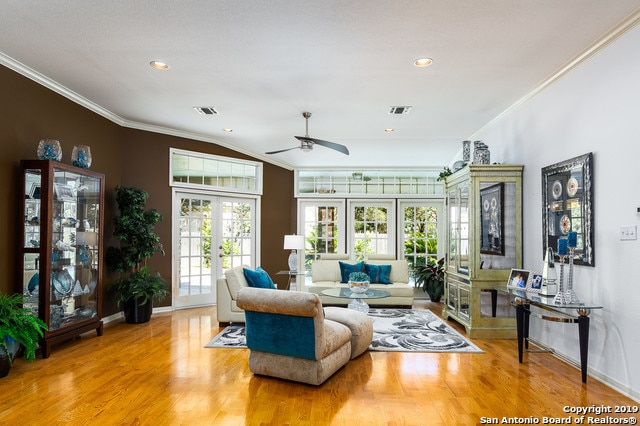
<box><xmin>173</xmin><ymin>191</ymin><xmax>257</xmax><ymax>309</ymax></box>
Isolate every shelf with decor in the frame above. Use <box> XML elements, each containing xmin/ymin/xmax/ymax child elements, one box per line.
<box><xmin>443</xmin><ymin>164</ymin><xmax>523</xmax><ymax>338</ymax></box>
<box><xmin>18</xmin><ymin>160</ymin><xmax>105</xmax><ymax>358</ymax></box>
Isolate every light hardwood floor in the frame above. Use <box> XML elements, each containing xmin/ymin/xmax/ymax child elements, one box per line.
<box><xmin>0</xmin><ymin>301</ymin><xmax>636</xmax><ymax>426</ymax></box>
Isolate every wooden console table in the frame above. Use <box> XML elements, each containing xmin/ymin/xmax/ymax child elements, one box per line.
<box><xmin>503</xmin><ymin>288</ymin><xmax>603</xmax><ymax>383</ymax></box>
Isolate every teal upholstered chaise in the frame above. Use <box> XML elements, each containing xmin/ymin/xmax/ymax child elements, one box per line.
<box><xmin>236</xmin><ymin>287</ymin><xmax>354</xmax><ymax>385</ymax></box>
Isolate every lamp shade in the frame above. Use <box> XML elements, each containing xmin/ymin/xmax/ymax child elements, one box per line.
<box><xmin>283</xmin><ymin>235</ymin><xmax>305</xmax><ymax>250</ymax></box>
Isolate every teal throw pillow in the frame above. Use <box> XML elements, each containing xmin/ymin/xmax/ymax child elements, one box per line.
<box><xmin>339</xmin><ymin>261</ymin><xmax>365</xmax><ymax>283</ymax></box>
<box><xmin>243</xmin><ymin>267</ymin><xmax>276</xmax><ymax>289</ymax></box>
<box><xmin>364</xmin><ymin>263</ymin><xmax>393</xmax><ymax>284</ymax></box>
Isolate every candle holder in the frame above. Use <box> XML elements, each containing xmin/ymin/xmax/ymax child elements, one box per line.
<box><xmin>565</xmin><ymin>247</ymin><xmax>581</xmax><ymax>303</ymax></box>
<box><xmin>553</xmin><ymin>255</ymin><xmax>568</xmax><ymax>305</ymax></box>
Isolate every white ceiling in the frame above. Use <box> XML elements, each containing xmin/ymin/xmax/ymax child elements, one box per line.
<box><xmin>1</xmin><ymin>1</ymin><xmax>639</xmax><ymax>170</ymax></box>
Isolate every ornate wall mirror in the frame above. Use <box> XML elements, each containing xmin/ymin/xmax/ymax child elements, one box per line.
<box><xmin>541</xmin><ymin>152</ymin><xmax>594</xmax><ymax>266</ymax></box>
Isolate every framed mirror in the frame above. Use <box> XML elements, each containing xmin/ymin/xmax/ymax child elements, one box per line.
<box><xmin>541</xmin><ymin>152</ymin><xmax>594</xmax><ymax>266</ymax></box>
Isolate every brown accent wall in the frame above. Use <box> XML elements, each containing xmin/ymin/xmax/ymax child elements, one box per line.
<box><xmin>1</xmin><ymin>64</ymin><xmax>294</xmax><ymax>316</ymax></box>
<box><xmin>119</xmin><ymin>129</ymin><xmax>295</xmax><ymax>306</ymax></box>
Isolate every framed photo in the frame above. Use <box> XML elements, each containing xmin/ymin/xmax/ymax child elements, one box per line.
<box><xmin>541</xmin><ymin>152</ymin><xmax>594</xmax><ymax>266</ymax></box>
<box><xmin>480</xmin><ymin>182</ymin><xmax>504</xmax><ymax>255</ymax></box>
<box><xmin>527</xmin><ymin>271</ymin><xmax>543</xmax><ymax>293</ymax></box>
<box><xmin>507</xmin><ymin>268</ymin><xmax>530</xmax><ymax>289</ymax></box>
<box><xmin>54</xmin><ymin>183</ymin><xmax>75</xmax><ymax>201</ymax></box>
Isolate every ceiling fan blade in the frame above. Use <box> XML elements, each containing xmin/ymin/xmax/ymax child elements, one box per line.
<box><xmin>265</xmin><ymin>146</ymin><xmax>300</xmax><ymax>154</ymax></box>
<box><xmin>296</xmin><ymin>136</ymin><xmax>350</xmax><ymax>155</ymax></box>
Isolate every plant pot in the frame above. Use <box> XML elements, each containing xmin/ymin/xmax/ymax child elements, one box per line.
<box><xmin>123</xmin><ymin>298</ymin><xmax>153</xmax><ymax>324</ymax></box>
<box><xmin>1</xmin><ymin>337</ymin><xmax>20</xmax><ymax>378</ymax></box>
<box><xmin>426</xmin><ymin>283</ymin><xmax>443</xmax><ymax>303</ymax></box>
<box><xmin>428</xmin><ymin>293</ymin><xmax>442</xmax><ymax>303</ymax></box>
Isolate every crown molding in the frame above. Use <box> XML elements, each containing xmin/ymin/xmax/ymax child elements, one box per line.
<box><xmin>0</xmin><ymin>52</ymin><xmax>293</xmax><ymax>171</ymax></box>
<box><xmin>0</xmin><ymin>52</ymin><xmax>125</xmax><ymax>125</ymax></box>
<box><xmin>121</xmin><ymin>120</ymin><xmax>294</xmax><ymax>171</ymax></box>
<box><xmin>470</xmin><ymin>7</ymin><xmax>640</xmax><ymax>139</ymax></box>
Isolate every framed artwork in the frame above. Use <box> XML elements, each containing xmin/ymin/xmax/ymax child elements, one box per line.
<box><xmin>507</xmin><ymin>268</ymin><xmax>530</xmax><ymax>289</ymax></box>
<box><xmin>54</xmin><ymin>183</ymin><xmax>75</xmax><ymax>201</ymax></box>
<box><xmin>541</xmin><ymin>152</ymin><xmax>594</xmax><ymax>266</ymax></box>
<box><xmin>480</xmin><ymin>183</ymin><xmax>504</xmax><ymax>255</ymax></box>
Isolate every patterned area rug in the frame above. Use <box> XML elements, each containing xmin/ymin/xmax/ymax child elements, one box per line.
<box><xmin>205</xmin><ymin>309</ymin><xmax>483</xmax><ymax>353</ymax></box>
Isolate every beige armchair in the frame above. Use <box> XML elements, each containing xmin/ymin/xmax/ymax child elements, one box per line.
<box><xmin>216</xmin><ymin>265</ymin><xmax>250</xmax><ymax>325</ymax></box>
<box><xmin>236</xmin><ymin>287</ymin><xmax>353</xmax><ymax>385</ymax></box>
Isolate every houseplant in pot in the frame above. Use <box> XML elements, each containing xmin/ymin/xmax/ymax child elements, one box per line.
<box><xmin>106</xmin><ymin>186</ymin><xmax>169</xmax><ymax>324</ymax></box>
<box><xmin>414</xmin><ymin>257</ymin><xmax>445</xmax><ymax>302</ymax></box>
<box><xmin>0</xmin><ymin>292</ymin><xmax>47</xmax><ymax>378</ymax></box>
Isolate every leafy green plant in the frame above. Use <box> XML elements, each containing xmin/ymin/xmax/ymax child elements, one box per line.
<box><xmin>414</xmin><ymin>257</ymin><xmax>445</xmax><ymax>302</ymax></box>
<box><xmin>106</xmin><ymin>186</ymin><xmax>168</xmax><ymax>308</ymax></box>
<box><xmin>0</xmin><ymin>293</ymin><xmax>47</xmax><ymax>365</ymax></box>
<box><xmin>108</xmin><ymin>267</ymin><xmax>168</xmax><ymax>307</ymax></box>
<box><xmin>437</xmin><ymin>167</ymin><xmax>453</xmax><ymax>182</ymax></box>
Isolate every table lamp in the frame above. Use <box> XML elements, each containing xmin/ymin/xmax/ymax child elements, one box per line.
<box><xmin>283</xmin><ymin>234</ymin><xmax>305</xmax><ymax>273</ymax></box>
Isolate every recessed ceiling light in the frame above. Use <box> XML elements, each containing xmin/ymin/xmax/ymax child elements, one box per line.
<box><xmin>223</xmin><ymin>129</ymin><xmax>233</xmax><ymax>133</ymax></box>
<box><xmin>150</xmin><ymin>61</ymin><xmax>169</xmax><ymax>70</ymax></box>
<box><xmin>384</xmin><ymin>128</ymin><xmax>395</xmax><ymax>133</ymax></box>
<box><xmin>413</xmin><ymin>57</ymin><xmax>433</xmax><ymax>67</ymax></box>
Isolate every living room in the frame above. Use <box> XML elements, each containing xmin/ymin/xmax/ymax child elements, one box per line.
<box><xmin>1</xmin><ymin>3</ymin><xmax>640</xmax><ymax>424</ymax></box>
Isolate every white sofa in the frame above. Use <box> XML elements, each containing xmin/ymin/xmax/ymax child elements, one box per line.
<box><xmin>305</xmin><ymin>254</ymin><xmax>415</xmax><ymax>308</ymax></box>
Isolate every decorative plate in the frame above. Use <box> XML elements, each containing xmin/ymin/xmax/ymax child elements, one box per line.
<box><xmin>560</xmin><ymin>215</ymin><xmax>571</xmax><ymax>234</ymax></box>
<box><xmin>567</xmin><ymin>177</ymin><xmax>579</xmax><ymax>196</ymax></box>
<box><xmin>52</xmin><ymin>270</ymin><xmax>74</xmax><ymax>296</ymax></box>
<box><xmin>28</xmin><ymin>273</ymin><xmax>40</xmax><ymax>293</ymax></box>
<box><xmin>552</xmin><ymin>180</ymin><xmax>562</xmax><ymax>200</ymax></box>
<box><xmin>483</xmin><ymin>199</ymin><xmax>490</xmax><ymax>212</ymax></box>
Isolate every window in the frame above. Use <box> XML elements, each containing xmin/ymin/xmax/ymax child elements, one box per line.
<box><xmin>299</xmin><ymin>200</ymin><xmax>344</xmax><ymax>268</ymax></box>
<box><xmin>348</xmin><ymin>200</ymin><xmax>396</xmax><ymax>260</ymax></box>
<box><xmin>400</xmin><ymin>201</ymin><xmax>443</xmax><ymax>271</ymax></box>
<box><xmin>299</xmin><ymin>199</ymin><xmax>444</xmax><ymax>281</ymax></box>
<box><xmin>170</xmin><ymin>148</ymin><xmax>262</xmax><ymax>195</ymax></box>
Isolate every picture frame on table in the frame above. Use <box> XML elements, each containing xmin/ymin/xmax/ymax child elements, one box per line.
<box><xmin>53</xmin><ymin>183</ymin><xmax>75</xmax><ymax>201</ymax></box>
<box><xmin>480</xmin><ymin>182</ymin><xmax>504</xmax><ymax>255</ymax></box>
<box><xmin>526</xmin><ymin>271</ymin><xmax>543</xmax><ymax>293</ymax></box>
<box><xmin>507</xmin><ymin>268</ymin><xmax>530</xmax><ymax>289</ymax></box>
<box><xmin>541</xmin><ymin>152</ymin><xmax>594</xmax><ymax>266</ymax></box>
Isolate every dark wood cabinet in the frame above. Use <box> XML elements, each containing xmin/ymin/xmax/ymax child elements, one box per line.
<box><xmin>19</xmin><ymin>160</ymin><xmax>104</xmax><ymax>358</ymax></box>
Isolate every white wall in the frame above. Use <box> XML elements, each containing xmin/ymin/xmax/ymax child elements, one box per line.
<box><xmin>475</xmin><ymin>23</ymin><xmax>640</xmax><ymax>400</ymax></box>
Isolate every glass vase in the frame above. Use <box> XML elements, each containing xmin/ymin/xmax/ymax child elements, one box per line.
<box><xmin>71</xmin><ymin>145</ymin><xmax>92</xmax><ymax>168</ymax></box>
<box><xmin>37</xmin><ymin>139</ymin><xmax>62</xmax><ymax>161</ymax></box>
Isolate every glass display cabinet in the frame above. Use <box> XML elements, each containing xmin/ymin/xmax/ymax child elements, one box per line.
<box><xmin>443</xmin><ymin>164</ymin><xmax>523</xmax><ymax>338</ymax></box>
<box><xmin>19</xmin><ymin>160</ymin><xmax>104</xmax><ymax>358</ymax></box>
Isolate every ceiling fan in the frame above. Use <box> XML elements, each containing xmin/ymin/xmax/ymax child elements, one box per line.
<box><xmin>266</xmin><ymin>112</ymin><xmax>350</xmax><ymax>155</ymax></box>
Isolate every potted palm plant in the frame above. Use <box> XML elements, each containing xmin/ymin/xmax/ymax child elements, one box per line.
<box><xmin>414</xmin><ymin>257</ymin><xmax>445</xmax><ymax>302</ymax></box>
<box><xmin>0</xmin><ymin>293</ymin><xmax>47</xmax><ymax>378</ymax></box>
<box><xmin>106</xmin><ymin>186</ymin><xmax>169</xmax><ymax>324</ymax></box>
